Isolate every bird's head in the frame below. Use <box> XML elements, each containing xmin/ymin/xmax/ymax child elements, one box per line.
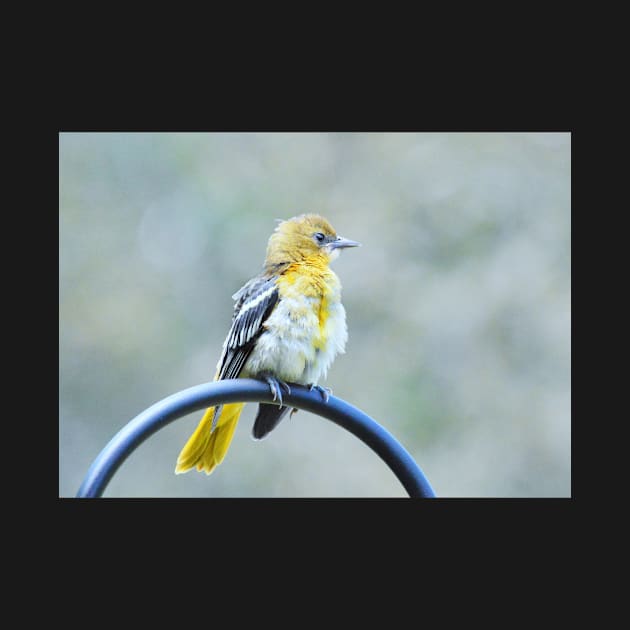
<box><xmin>264</xmin><ymin>214</ymin><xmax>360</xmax><ymax>271</ymax></box>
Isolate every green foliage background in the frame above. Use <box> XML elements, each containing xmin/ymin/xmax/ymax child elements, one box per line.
<box><xmin>59</xmin><ymin>132</ymin><xmax>570</xmax><ymax>497</ymax></box>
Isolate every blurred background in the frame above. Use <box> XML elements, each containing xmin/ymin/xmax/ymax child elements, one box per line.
<box><xmin>59</xmin><ymin>132</ymin><xmax>571</xmax><ymax>497</ymax></box>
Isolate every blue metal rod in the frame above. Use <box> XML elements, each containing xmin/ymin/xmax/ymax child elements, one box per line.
<box><xmin>76</xmin><ymin>379</ymin><xmax>436</xmax><ymax>498</ymax></box>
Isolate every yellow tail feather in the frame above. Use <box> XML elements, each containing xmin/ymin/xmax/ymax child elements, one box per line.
<box><xmin>175</xmin><ymin>402</ymin><xmax>245</xmax><ymax>475</ymax></box>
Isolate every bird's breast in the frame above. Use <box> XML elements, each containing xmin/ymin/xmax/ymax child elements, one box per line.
<box><xmin>243</xmin><ymin>268</ymin><xmax>348</xmax><ymax>385</ymax></box>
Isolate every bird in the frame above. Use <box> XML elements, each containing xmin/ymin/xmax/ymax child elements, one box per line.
<box><xmin>175</xmin><ymin>213</ymin><xmax>360</xmax><ymax>475</ymax></box>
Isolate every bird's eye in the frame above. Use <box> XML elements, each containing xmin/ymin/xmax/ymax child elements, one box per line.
<box><xmin>314</xmin><ymin>232</ymin><xmax>326</xmax><ymax>244</ymax></box>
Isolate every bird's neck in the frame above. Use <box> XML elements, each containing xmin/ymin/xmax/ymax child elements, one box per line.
<box><xmin>277</xmin><ymin>256</ymin><xmax>338</xmax><ymax>298</ymax></box>
<box><xmin>263</xmin><ymin>252</ymin><xmax>332</xmax><ymax>277</ymax></box>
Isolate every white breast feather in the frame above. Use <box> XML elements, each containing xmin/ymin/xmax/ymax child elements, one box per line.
<box><xmin>243</xmin><ymin>278</ymin><xmax>347</xmax><ymax>385</ymax></box>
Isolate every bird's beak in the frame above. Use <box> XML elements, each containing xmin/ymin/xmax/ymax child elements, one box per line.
<box><xmin>329</xmin><ymin>236</ymin><xmax>361</xmax><ymax>250</ymax></box>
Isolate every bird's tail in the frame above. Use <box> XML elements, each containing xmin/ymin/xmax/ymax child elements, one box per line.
<box><xmin>175</xmin><ymin>402</ymin><xmax>245</xmax><ymax>475</ymax></box>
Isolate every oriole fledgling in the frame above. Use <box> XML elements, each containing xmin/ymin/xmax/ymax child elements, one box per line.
<box><xmin>175</xmin><ymin>213</ymin><xmax>360</xmax><ymax>475</ymax></box>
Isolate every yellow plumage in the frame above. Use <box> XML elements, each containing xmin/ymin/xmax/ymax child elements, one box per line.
<box><xmin>175</xmin><ymin>402</ymin><xmax>245</xmax><ymax>475</ymax></box>
<box><xmin>175</xmin><ymin>214</ymin><xmax>360</xmax><ymax>476</ymax></box>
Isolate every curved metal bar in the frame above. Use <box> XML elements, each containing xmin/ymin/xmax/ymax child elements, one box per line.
<box><xmin>76</xmin><ymin>379</ymin><xmax>436</xmax><ymax>498</ymax></box>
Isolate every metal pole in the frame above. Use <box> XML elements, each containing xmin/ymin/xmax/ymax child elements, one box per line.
<box><xmin>76</xmin><ymin>379</ymin><xmax>436</xmax><ymax>498</ymax></box>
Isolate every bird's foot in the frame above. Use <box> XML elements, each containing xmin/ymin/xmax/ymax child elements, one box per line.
<box><xmin>290</xmin><ymin>407</ymin><xmax>299</xmax><ymax>419</ymax></box>
<box><xmin>309</xmin><ymin>383</ymin><xmax>332</xmax><ymax>403</ymax></box>
<box><xmin>262</xmin><ymin>375</ymin><xmax>291</xmax><ymax>408</ymax></box>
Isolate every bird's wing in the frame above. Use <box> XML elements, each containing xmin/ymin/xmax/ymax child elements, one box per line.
<box><xmin>215</xmin><ymin>275</ymin><xmax>279</xmax><ymax>381</ymax></box>
<box><xmin>252</xmin><ymin>403</ymin><xmax>292</xmax><ymax>440</ymax></box>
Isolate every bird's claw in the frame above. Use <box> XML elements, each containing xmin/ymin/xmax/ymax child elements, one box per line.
<box><xmin>263</xmin><ymin>375</ymin><xmax>291</xmax><ymax>408</ymax></box>
<box><xmin>309</xmin><ymin>384</ymin><xmax>332</xmax><ymax>403</ymax></box>
<box><xmin>290</xmin><ymin>407</ymin><xmax>299</xmax><ymax>419</ymax></box>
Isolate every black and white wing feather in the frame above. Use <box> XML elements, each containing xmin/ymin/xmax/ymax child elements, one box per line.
<box><xmin>215</xmin><ymin>275</ymin><xmax>279</xmax><ymax>382</ymax></box>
